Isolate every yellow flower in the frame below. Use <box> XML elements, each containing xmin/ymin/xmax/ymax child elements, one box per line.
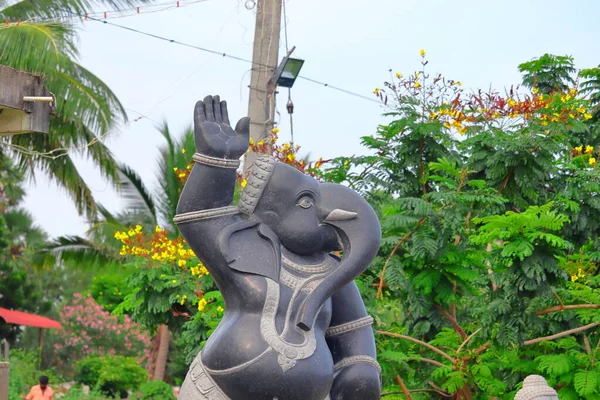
<box><xmin>585</xmin><ymin>113</ymin><xmax>593</xmax><ymax>120</ymax></box>
<box><xmin>287</xmin><ymin>153</ymin><xmax>295</xmax><ymax>162</ymax></box>
<box><xmin>585</xmin><ymin>145</ymin><xmax>594</xmax><ymax>155</ymax></box>
<box><xmin>414</xmin><ymin>82</ymin><xmax>421</xmax><ymax>89</ymax></box>
<box><xmin>575</xmin><ymin>146</ymin><xmax>583</xmax><ymax>154</ymax></box>
<box><xmin>180</xmin><ymin>295</ymin><xmax>187</xmax><ymax>305</ymax></box>
<box><xmin>217</xmin><ymin>306</ymin><xmax>224</xmax><ymax>312</ymax></box>
<box><xmin>190</xmin><ymin>266</ymin><xmax>199</xmax><ymax>276</ymax></box>
<box><xmin>415</xmin><ymin>72</ymin><xmax>420</xmax><ymax>79</ymax></box>
<box><xmin>456</xmin><ymin>81</ymin><xmax>462</xmax><ymax>87</ymax></box>
<box><xmin>197</xmin><ymin>298</ymin><xmax>208</xmax><ymax>312</ymax></box>
<box><xmin>373</xmin><ymin>88</ymin><xmax>380</xmax><ymax>96</ymax></box>
<box><xmin>457</xmin><ymin>125</ymin><xmax>467</xmax><ymax>135</ymax></box>
<box><xmin>173</xmin><ymin>167</ymin><xmax>178</xmax><ymax>172</ymax></box>
<box><xmin>249</xmin><ymin>138</ymin><xmax>255</xmax><ymax>146</ymax></box>
<box><xmin>178</xmin><ymin>259</ymin><xmax>187</xmax><ymax>267</ymax></box>
<box><xmin>590</xmin><ymin>157</ymin><xmax>596</xmax><ymax>166</ymax></box>
<box><xmin>155</xmin><ymin>226</ymin><xmax>162</xmax><ymax>233</ymax></box>
<box><xmin>507</xmin><ymin>99</ymin><xmax>517</xmax><ymax>107</ymax></box>
<box><xmin>128</xmin><ymin>229</ymin><xmax>136</xmax><ymax>237</ymax></box>
<box><xmin>241</xmin><ymin>179</ymin><xmax>247</xmax><ymax>188</ymax></box>
<box><xmin>577</xmin><ymin>107</ymin><xmax>587</xmax><ymax>114</ymax></box>
<box><xmin>420</xmin><ymin>48</ymin><xmax>426</xmax><ymax>57</ymax></box>
<box><xmin>532</xmin><ymin>87</ymin><xmax>539</xmax><ymax>94</ymax></box>
<box><xmin>283</xmin><ymin>143</ymin><xmax>291</xmax><ymax>150</ymax></box>
<box><xmin>395</xmin><ymin>72</ymin><xmax>403</xmax><ymax>79</ymax></box>
<box><xmin>182</xmin><ymin>148</ymin><xmax>186</xmax><ymax>154</ymax></box>
<box><xmin>172</xmin><ymin>279</ymin><xmax>177</xmax><ymax>284</ymax></box>
<box><xmin>257</xmin><ymin>141</ymin><xmax>264</xmax><ymax>146</ymax></box>
<box><xmin>272</xmin><ymin>127</ymin><xmax>280</xmax><ymax>134</ymax></box>
<box><xmin>135</xmin><ymin>225</ymin><xmax>142</xmax><ymax>233</ymax></box>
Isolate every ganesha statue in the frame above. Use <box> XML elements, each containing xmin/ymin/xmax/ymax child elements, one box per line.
<box><xmin>175</xmin><ymin>95</ymin><xmax>382</xmax><ymax>399</ymax></box>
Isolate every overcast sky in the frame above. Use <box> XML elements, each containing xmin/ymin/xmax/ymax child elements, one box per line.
<box><xmin>22</xmin><ymin>0</ymin><xmax>600</xmax><ymax>238</ymax></box>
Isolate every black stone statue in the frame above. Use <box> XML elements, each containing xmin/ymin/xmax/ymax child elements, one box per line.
<box><xmin>175</xmin><ymin>96</ymin><xmax>382</xmax><ymax>400</ymax></box>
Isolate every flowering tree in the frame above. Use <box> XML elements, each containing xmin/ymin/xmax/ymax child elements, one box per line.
<box><xmin>320</xmin><ymin>50</ymin><xmax>600</xmax><ymax>399</ymax></box>
<box><xmin>50</xmin><ymin>293</ymin><xmax>150</xmax><ymax>374</ymax></box>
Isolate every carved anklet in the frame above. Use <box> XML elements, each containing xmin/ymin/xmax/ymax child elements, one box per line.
<box><xmin>174</xmin><ymin>206</ymin><xmax>239</xmax><ymax>224</ymax></box>
<box><xmin>192</xmin><ymin>153</ymin><xmax>241</xmax><ymax>169</ymax></box>
<box><xmin>334</xmin><ymin>355</ymin><xmax>382</xmax><ymax>376</ymax></box>
<box><xmin>326</xmin><ymin>315</ymin><xmax>374</xmax><ymax>337</ymax></box>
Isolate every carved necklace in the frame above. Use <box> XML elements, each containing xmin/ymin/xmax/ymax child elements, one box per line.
<box><xmin>281</xmin><ymin>253</ymin><xmax>333</xmax><ymax>274</ymax></box>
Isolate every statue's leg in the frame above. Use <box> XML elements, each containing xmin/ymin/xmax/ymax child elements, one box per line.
<box><xmin>326</xmin><ymin>282</ymin><xmax>381</xmax><ymax>400</ymax></box>
<box><xmin>179</xmin><ymin>352</ymin><xmax>230</xmax><ymax>400</ymax></box>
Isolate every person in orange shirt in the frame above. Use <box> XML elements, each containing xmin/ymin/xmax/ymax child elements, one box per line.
<box><xmin>25</xmin><ymin>375</ymin><xmax>54</xmax><ymax>400</ymax></box>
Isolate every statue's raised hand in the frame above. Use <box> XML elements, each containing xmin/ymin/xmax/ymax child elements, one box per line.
<box><xmin>194</xmin><ymin>95</ymin><xmax>250</xmax><ymax>159</ymax></box>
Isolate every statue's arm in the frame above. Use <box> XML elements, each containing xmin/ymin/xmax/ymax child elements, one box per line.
<box><xmin>174</xmin><ymin>96</ymin><xmax>250</xmax><ymax>283</ymax></box>
<box><xmin>326</xmin><ymin>281</ymin><xmax>381</xmax><ymax>399</ymax></box>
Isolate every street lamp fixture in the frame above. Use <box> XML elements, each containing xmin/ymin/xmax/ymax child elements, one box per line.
<box><xmin>276</xmin><ymin>57</ymin><xmax>304</xmax><ymax>88</ymax></box>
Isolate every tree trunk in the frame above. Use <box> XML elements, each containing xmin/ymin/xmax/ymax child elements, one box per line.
<box><xmin>152</xmin><ymin>324</ymin><xmax>170</xmax><ymax>381</ymax></box>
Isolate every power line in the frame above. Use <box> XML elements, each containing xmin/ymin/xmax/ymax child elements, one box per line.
<box><xmin>298</xmin><ymin>76</ymin><xmax>382</xmax><ymax>104</ymax></box>
<box><xmin>65</xmin><ymin>10</ymin><xmax>275</xmax><ymax>69</ymax></box>
<box><xmin>66</xmin><ymin>9</ymin><xmax>385</xmax><ymax>107</ymax></box>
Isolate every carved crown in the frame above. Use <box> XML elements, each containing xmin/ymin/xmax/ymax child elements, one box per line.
<box><xmin>239</xmin><ymin>155</ymin><xmax>277</xmax><ymax>215</ymax></box>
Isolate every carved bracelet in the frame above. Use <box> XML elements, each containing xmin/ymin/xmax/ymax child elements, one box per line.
<box><xmin>193</xmin><ymin>153</ymin><xmax>241</xmax><ymax>169</ymax></box>
<box><xmin>334</xmin><ymin>355</ymin><xmax>382</xmax><ymax>376</ymax></box>
<box><xmin>173</xmin><ymin>206</ymin><xmax>239</xmax><ymax>224</ymax></box>
<box><xmin>326</xmin><ymin>316</ymin><xmax>374</xmax><ymax>337</ymax></box>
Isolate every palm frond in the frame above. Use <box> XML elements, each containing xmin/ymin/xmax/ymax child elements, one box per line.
<box><xmin>1</xmin><ymin>0</ymin><xmax>155</xmax><ymax>21</ymax></box>
<box><xmin>3</xmin><ymin>208</ymin><xmax>48</xmax><ymax>248</ymax></box>
<box><xmin>156</xmin><ymin>123</ymin><xmax>194</xmax><ymax>229</ymax></box>
<box><xmin>10</xmin><ymin>131</ymin><xmax>97</xmax><ymax>219</ymax></box>
<box><xmin>35</xmin><ymin>234</ymin><xmax>120</xmax><ymax>270</ymax></box>
<box><xmin>118</xmin><ymin>164</ymin><xmax>157</xmax><ymax>223</ymax></box>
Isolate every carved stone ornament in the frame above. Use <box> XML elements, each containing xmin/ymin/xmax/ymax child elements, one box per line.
<box><xmin>174</xmin><ymin>95</ymin><xmax>384</xmax><ymax>399</ymax></box>
<box><xmin>514</xmin><ymin>375</ymin><xmax>559</xmax><ymax>400</ymax></box>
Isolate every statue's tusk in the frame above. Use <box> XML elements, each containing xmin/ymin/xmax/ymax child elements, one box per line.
<box><xmin>323</xmin><ymin>209</ymin><xmax>358</xmax><ymax>222</ymax></box>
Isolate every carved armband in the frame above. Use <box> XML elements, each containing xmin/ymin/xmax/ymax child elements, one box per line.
<box><xmin>334</xmin><ymin>355</ymin><xmax>382</xmax><ymax>376</ymax></box>
<box><xmin>174</xmin><ymin>206</ymin><xmax>239</xmax><ymax>225</ymax></box>
<box><xmin>193</xmin><ymin>153</ymin><xmax>241</xmax><ymax>169</ymax></box>
<box><xmin>326</xmin><ymin>315</ymin><xmax>374</xmax><ymax>337</ymax></box>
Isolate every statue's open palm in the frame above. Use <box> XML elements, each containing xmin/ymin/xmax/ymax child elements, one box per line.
<box><xmin>194</xmin><ymin>95</ymin><xmax>250</xmax><ymax>159</ymax></box>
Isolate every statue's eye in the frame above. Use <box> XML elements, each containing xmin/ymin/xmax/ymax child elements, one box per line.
<box><xmin>297</xmin><ymin>196</ymin><xmax>314</xmax><ymax>209</ymax></box>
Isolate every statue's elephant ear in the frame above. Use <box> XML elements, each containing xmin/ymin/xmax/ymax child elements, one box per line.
<box><xmin>217</xmin><ymin>220</ymin><xmax>281</xmax><ymax>282</ymax></box>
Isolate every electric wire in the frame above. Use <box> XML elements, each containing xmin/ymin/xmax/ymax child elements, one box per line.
<box><xmin>67</xmin><ymin>8</ymin><xmax>384</xmax><ymax>106</ymax></box>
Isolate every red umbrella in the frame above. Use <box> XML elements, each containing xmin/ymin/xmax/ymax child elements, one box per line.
<box><xmin>0</xmin><ymin>307</ymin><xmax>62</xmax><ymax>329</ymax></box>
<box><xmin>0</xmin><ymin>307</ymin><xmax>62</xmax><ymax>358</ymax></box>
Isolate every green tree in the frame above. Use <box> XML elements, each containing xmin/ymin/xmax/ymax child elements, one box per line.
<box><xmin>0</xmin><ymin>0</ymin><xmax>151</xmax><ymax>219</ymax></box>
<box><xmin>320</xmin><ymin>51</ymin><xmax>600</xmax><ymax>399</ymax></box>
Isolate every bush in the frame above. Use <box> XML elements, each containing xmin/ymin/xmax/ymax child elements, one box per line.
<box><xmin>51</xmin><ymin>293</ymin><xmax>150</xmax><ymax>374</ymax></box>
<box><xmin>131</xmin><ymin>380</ymin><xmax>176</xmax><ymax>400</ymax></box>
<box><xmin>75</xmin><ymin>355</ymin><xmax>147</xmax><ymax>398</ymax></box>
<box><xmin>60</xmin><ymin>387</ymin><xmax>106</xmax><ymax>400</ymax></box>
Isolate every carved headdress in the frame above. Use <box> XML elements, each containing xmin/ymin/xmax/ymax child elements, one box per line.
<box><xmin>239</xmin><ymin>155</ymin><xmax>277</xmax><ymax>215</ymax></box>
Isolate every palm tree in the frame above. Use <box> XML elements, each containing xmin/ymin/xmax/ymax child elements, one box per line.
<box><xmin>0</xmin><ymin>0</ymin><xmax>151</xmax><ymax>220</ymax></box>
<box><xmin>41</xmin><ymin>122</ymin><xmax>196</xmax><ymax>380</ymax></box>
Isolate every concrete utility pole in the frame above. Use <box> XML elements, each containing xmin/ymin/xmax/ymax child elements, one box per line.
<box><xmin>243</xmin><ymin>0</ymin><xmax>282</xmax><ymax>171</ymax></box>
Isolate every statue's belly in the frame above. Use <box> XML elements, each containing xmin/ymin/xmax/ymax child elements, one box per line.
<box><xmin>210</xmin><ymin>340</ymin><xmax>333</xmax><ymax>400</ymax></box>
<box><xmin>199</xmin><ymin>298</ymin><xmax>333</xmax><ymax>399</ymax></box>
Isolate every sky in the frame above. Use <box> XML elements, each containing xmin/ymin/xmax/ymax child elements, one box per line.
<box><xmin>21</xmin><ymin>0</ymin><xmax>600</xmax><ymax>239</ymax></box>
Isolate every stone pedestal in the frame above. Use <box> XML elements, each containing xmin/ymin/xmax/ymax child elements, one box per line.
<box><xmin>0</xmin><ymin>362</ymin><xmax>9</xmax><ymax>400</ymax></box>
